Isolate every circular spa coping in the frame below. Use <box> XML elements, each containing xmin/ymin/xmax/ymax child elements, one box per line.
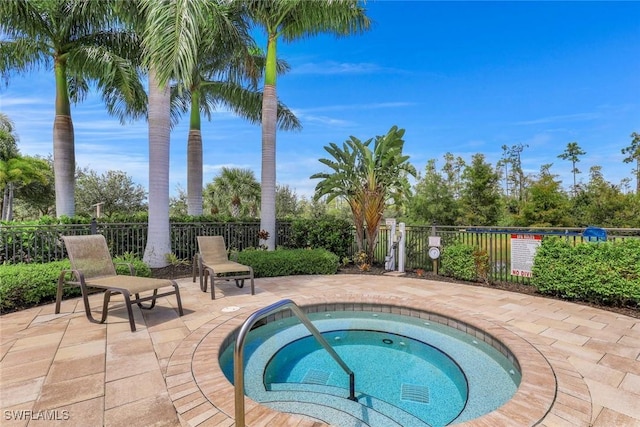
<box><xmin>167</xmin><ymin>294</ymin><xmax>593</xmax><ymax>426</ymax></box>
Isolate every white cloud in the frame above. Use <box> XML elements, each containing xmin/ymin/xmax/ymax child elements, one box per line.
<box><xmin>513</xmin><ymin>112</ymin><xmax>601</xmax><ymax>126</ymax></box>
<box><xmin>290</xmin><ymin>61</ymin><xmax>384</xmax><ymax>75</ymax></box>
<box><xmin>299</xmin><ymin>114</ymin><xmax>353</xmax><ymax>127</ymax></box>
<box><xmin>299</xmin><ymin>101</ymin><xmax>415</xmax><ymax>114</ymax></box>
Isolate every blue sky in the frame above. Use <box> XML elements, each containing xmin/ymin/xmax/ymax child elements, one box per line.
<box><xmin>2</xmin><ymin>1</ymin><xmax>639</xmax><ymax>205</ymax></box>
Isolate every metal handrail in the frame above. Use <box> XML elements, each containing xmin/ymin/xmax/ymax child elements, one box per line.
<box><xmin>234</xmin><ymin>299</ymin><xmax>356</xmax><ymax>427</ymax></box>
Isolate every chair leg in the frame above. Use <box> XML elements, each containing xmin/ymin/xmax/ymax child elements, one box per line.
<box><xmin>199</xmin><ymin>258</ymin><xmax>206</xmax><ymax>291</ymax></box>
<box><xmin>101</xmin><ymin>291</ymin><xmax>112</xmax><ymax>324</ymax></box>
<box><xmin>120</xmin><ymin>289</ymin><xmax>137</xmax><ymax>332</ymax></box>
<box><xmin>80</xmin><ymin>284</ymin><xmax>107</xmax><ymax>325</ymax></box>
<box><xmin>55</xmin><ymin>272</ymin><xmax>66</xmax><ymax>314</ymax></box>
<box><xmin>136</xmin><ymin>289</ymin><xmax>158</xmax><ymax>310</ymax></box>
<box><xmin>192</xmin><ymin>255</ymin><xmax>198</xmax><ymax>283</ymax></box>
<box><xmin>210</xmin><ymin>273</ymin><xmax>216</xmax><ymax>300</ymax></box>
<box><xmin>173</xmin><ymin>282</ymin><xmax>184</xmax><ymax>316</ymax></box>
<box><xmin>201</xmin><ymin>269</ymin><xmax>209</xmax><ymax>292</ymax></box>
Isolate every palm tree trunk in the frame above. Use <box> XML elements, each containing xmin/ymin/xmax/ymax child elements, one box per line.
<box><xmin>259</xmin><ymin>32</ymin><xmax>278</xmax><ymax>250</ymax></box>
<box><xmin>187</xmin><ymin>90</ymin><xmax>203</xmax><ymax>216</ymax></box>
<box><xmin>260</xmin><ymin>84</ymin><xmax>277</xmax><ymax>250</ymax></box>
<box><xmin>6</xmin><ymin>183</ymin><xmax>14</xmax><ymax>221</ymax></box>
<box><xmin>1</xmin><ymin>186</ymin><xmax>8</xmax><ymax>221</ymax></box>
<box><xmin>53</xmin><ymin>59</ymin><xmax>75</xmax><ymax>217</ymax></box>
<box><xmin>187</xmin><ymin>130</ymin><xmax>203</xmax><ymax>216</ymax></box>
<box><xmin>143</xmin><ymin>68</ymin><xmax>172</xmax><ymax>267</ymax></box>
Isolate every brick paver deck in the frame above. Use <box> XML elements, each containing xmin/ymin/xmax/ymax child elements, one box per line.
<box><xmin>1</xmin><ymin>274</ymin><xmax>639</xmax><ymax>426</ymax></box>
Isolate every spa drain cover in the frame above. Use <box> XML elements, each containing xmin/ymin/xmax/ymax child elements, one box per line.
<box><xmin>401</xmin><ymin>383</ymin><xmax>430</xmax><ymax>404</ymax></box>
<box><xmin>302</xmin><ymin>369</ymin><xmax>330</xmax><ymax>385</ymax></box>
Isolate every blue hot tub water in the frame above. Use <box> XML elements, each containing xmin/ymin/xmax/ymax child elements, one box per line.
<box><xmin>219</xmin><ymin>310</ymin><xmax>521</xmax><ymax>426</ymax></box>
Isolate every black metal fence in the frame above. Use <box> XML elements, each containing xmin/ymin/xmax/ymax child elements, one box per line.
<box><xmin>372</xmin><ymin>225</ymin><xmax>639</xmax><ymax>284</ymax></box>
<box><xmin>0</xmin><ymin>221</ymin><xmax>292</xmax><ymax>264</ymax></box>
<box><xmin>2</xmin><ymin>221</ymin><xmax>638</xmax><ymax>285</ymax></box>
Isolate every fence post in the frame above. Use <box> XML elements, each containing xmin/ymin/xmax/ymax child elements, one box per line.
<box><xmin>90</xmin><ymin>218</ymin><xmax>97</xmax><ymax>235</ymax></box>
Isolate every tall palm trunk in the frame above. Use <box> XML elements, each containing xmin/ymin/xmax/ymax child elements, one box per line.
<box><xmin>2</xmin><ymin>185</ymin><xmax>9</xmax><ymax>221</ymax></box>
<box><xmin>260</xmin><ymin>34</ymin><xmax>278</xmax><ymax>250</ymax></box>
<box><xmin>231</xmin><ymin>200</ymin><xmax>240</xmax><ymax>218</ymax></box>
<box><xmin>187</xmin><ymin>91</ymin><xmax>203</xmax><ymax>216</ymax></box>
<box><xmin>53</xmin><ymin>59</ymin><xmax>75</xmax><ymax>217</ymax></box>
<box><xmin>143</xmin><ymin>68</ymin><xmax>172</xmax><ymax>267</ymax></box>
<box><xmin>260</xmin><ymin>84</ymin><xmax>277</xmax><ymax>249</ymax></box>
<box><xmin>5</xmin><ymin>183</ymin><xmax>14</xmax><ymax>221</ymax></box>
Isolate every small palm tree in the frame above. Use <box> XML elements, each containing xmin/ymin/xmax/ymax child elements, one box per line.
<box><xmin>246</xmin><ymin>0</ymin><xmax>371</xmax><ymax>249</ymax></box>
<box><xmin>0</xmin><ymin>113</ymin><xmax>19</xmax><ymax>161</ymax></box>
<box><xmin>1</xmin><ymin>0</ymin><xmax>146</xmax><ymax>217</ymax></box>
<box><xmin>0</xmin><ymin>114</ymin><xmax>48</xmax><ymax>221</ymax></box>
<box><xmin>206</xmin><ymin>167</ymin><xmax>261</xmax><ymax>218</ymax></box>
<box><xmin>0</xmin><ymin>156</ymin><xmax>49</xmax><ymax>221</ymax></box>
<box><xmin>311</xmin><ymin>137</ymin><xmax>365</xmax><ymax>252</ymax></box>
<box><xmin>312</xmin><ymin>126</ymin><xmax>416</xmax><ymax>262</ymax></box>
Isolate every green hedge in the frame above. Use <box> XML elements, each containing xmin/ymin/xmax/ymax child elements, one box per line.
<box><xmin>237</xmin><ymin>248</ymin><xmax>339</xmax><ymax>278</ymax></box>
<box><xmin>440</xmin><ymin>243</ymin><xmax>477</xmax><ymax>281</ymax></box>
<box><xmin>438</xmin><ymin>242</ymin><xmax>491</xmax><ymax>283</ymax></box>
<box><xmin>284</xmin><ymin>217</ymin><xmax>353</xmax><ymax>259</ymax></box>
<box><xmin>0</xmin><ymin>256</ymin><xmax>151</xmax><ymax>313</ymax></box>
<box><xmin>531</xmin><ymin>237</ymin><xmax>640</xmax><ymax>307</ymax></box>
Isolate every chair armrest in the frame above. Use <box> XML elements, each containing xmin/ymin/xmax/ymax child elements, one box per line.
<box><xmin>114</xmin><ymin>262</ymin><xmax>136</xmax><ymax>276</ymax></box>
<box><xmin>58</xmin><ymin>268</ymin><xmax>82</xmax><ymax>284</ymax></box>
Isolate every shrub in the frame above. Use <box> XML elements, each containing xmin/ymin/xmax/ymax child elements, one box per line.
<box><xmin>285</xmin><ymin>217</ymin><xmax>353</xmax><ymax>259</ymax></box>
<box><xmin>440</xmin><ymin>243</ymin><xmax>477</xmax><ymax>281</ymax></box>
<box><xmin>113</xmin><ymin>253</ymin><xmax>152</xmax><ymax>277</ymax></box>
<box><xmin>473</xmin><ymin>248</ymin><xmax>491</xmax><ymax>285</ymax></box>
<box><xmin>237</xmin><ymin>248</ymin><xmax>339</xmax><ymax>278</ymax></box>
<box><xmin>0</xmin><ymin>254</ymin><xmax>151</xmax><ymax>313</ymax></box>
<box><xmin>0</xmin><ymin>261</ymin><xmax>76</xmax><ymax>313</ymax></box>
<box><xmin>531</xmin><ymin>237</ymin><xmax>640</xmax><ymax>307</ymax></box>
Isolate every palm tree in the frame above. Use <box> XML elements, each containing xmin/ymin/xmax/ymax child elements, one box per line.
<box><xmin>0</xmin><ymin>113</ymin><xmax>48</xmax><ymax>220</ymax></box>
<box><xmin>358</xmin><ymin>126</ymin><xmax>416</xmax><ymax>261</ymax></box>
<box><xmin>0</xmin><ymin>0</ymin><xmax>146</xmax><ymax>217</ymax></box>
<box><xmin>206</xmin><ymin>167</ymin><xmax>261</xmax><ymax>218</ymax></box>
<box><xmin>311</xmin><ymin>137</ymin><xmax>365</xmax><ymax>252</ymax></box>
<box><xmin>245</xmin><ymin>0</ymin><xmax>371</xmax><ymax>249</ymax></box>
<box><xmin>171</xmin><ymin>21</ymin><xmax>301</xmax><ymax>216</ymax></box>
<box><xmin>1</xmin><ymin>156</ymin><xmax>49</xmax><ymax>221</ymax></box>
<box><xmin>138</xmin><ymin>0</ymin><xmax>250</xmax><ymax>266</ymax></box>
<box><xmin>137</xmin><ymin>0</ymin><xmax>300</xmax><ymax>267</ymax></box>
<box><xmin>0</xmin><ymin>113</ymin><xmax>19</xmax><ymax>162</ymax></box>
<box><xmin>312</xmin><ymin>126</ymin><xmax>416</xmax><ymax>262</ymax></box>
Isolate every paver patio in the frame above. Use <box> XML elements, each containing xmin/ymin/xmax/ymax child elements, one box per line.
<box><xmin>1</xmin><ymin>274</ymin><xmax>639</xmax><ymax>426</ymax></box>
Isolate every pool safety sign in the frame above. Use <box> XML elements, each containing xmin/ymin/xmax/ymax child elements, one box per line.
<box><xmin>510</xmin><ymin>234</ymin><xmax>542</xmax><ymax>277</ymax></box>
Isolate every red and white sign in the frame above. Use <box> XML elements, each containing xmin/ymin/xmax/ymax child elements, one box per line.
<box><xmin>510</xmin><ymin>234</ymin><xmax>542</xmax><ymax>277</ymax></box>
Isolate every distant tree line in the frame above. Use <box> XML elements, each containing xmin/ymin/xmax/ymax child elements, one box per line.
<box><xmin>3</xmin><ymin>112</ymin><xmax>639</xmax><ymax>229</ymax></box>
<box><xmin>407</xmin><ymin>137</ymin><xmax>640</xmax><ymax>228</ymax></box>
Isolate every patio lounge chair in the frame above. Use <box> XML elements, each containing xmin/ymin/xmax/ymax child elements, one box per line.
<box><xmin>55</xmin><ymin>235</ymin><xmax>184</xmax><ymax>332</ymax></box>
<box><xmin>192</xmin><ymin>236</ymin><xmax>254</xmax><ymax>299</ymax></box>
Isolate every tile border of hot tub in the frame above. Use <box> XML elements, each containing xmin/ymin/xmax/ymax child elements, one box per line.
<box><xmin>167</xmin><ymin>292</ymin><xmax>592</xmax><ymax>426</ymax></box>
